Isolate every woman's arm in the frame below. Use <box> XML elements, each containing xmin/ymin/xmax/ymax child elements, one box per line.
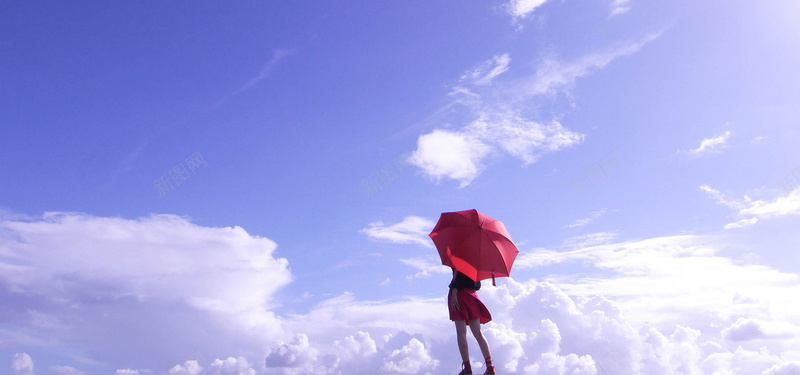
<box><xmin>448</xmin><ymin>269</ymin><xmax>459</xmax><ymax>310</ymax></box>
<box><xmin>449</xmin><ymin>287</ymin><xmax>459</xmax><ymax>310</ymax></box>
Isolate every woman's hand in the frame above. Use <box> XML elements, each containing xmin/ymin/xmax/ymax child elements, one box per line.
<box><xmin>449</xmin><ymin>288</ymin><xmax>460</xmax><ymax>310</ymax></box>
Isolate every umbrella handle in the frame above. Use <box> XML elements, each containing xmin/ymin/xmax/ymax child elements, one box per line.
<box><xmin>492</xmin><ymin>271</ymin><xmax>496</xmax><ymax>287</ymax></box>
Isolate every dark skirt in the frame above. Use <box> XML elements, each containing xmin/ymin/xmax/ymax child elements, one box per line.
<box><xmin>448</xmin><ymin>288</ymin><xmax>492</xmax><ymax>324</ymax></box>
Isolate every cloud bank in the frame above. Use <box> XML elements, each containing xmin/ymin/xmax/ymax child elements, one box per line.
<box><xmin>7</xmin><ymin>214</ymin><xmax>800</xmax><ymax>374</ymax></box>
<box><xmin>0</xmin><ymin>212</ymin><xmax>291</xmax><ymax>371</ymax></box>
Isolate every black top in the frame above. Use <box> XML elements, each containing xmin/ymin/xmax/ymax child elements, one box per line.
<box><xmin>449</xmin><ymin>271</ymin><xmax>481</xmax><ymax>291</ymax></box>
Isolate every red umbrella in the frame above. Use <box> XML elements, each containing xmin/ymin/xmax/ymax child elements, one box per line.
<box><xmin>429</xmin><ymin>209</ymin><xmax>519</xmax><ymax>286</ymax></box>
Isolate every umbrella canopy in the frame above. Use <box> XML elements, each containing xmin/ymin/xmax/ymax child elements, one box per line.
<box><xmin>429</xmin><ymin>209</ymin><xmax>519</xmax><ymax>285</ymax></box>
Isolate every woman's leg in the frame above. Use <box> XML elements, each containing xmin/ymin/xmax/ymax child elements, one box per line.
<box><xmin>455</xmin><ymin>320</ymin><xmax>470</xmax><ymax>363</ymax></box>
<box><xmin>467</xmin><ymin>319</ymin><xmax>491</xmax><ymax>362</ymax></box>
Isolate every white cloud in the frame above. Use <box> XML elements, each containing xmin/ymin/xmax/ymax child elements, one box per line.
<box><xmin>169</xmin><ymin>361</ymin><xmax>204</xmax><ymax>375</ymax></box>
<box><xmin>724</xmin><ymin>217</ymin><xmax>759</xmax><ymax>229</ymax></box>
<box><xmin>460</xmin><ymin>54</ymin><xmax>511</xmax><ymax>86</ymax></box>
<box><xmin>699</xmin><ymin>184</ymin><xmax>747</xmax><ymax>210</ymax></box>
<box><xmin>467</xmin><ymin>114</ymin><xmax>584</xmax><ymax>165</ymax></box>
<box><xmin>219</xmin><ymin>48</ymin><xmax>295</xmax><ymax>103</ymax></box>
<box><xmin>409</xmin><ymin>129</ymin><xmax>492</xmax><ymax>187</ymax></box>
<box><xmin>360</xmin><ymin>216</ymin><xmax>436</xmax><ymax>247</ymax></box>
<box><xmin>50</xmin><ymin>366</ymin><xmax>89</xmax><ymax>375</ymax></box>
<box><xmin>739</xmin><ymin>190</ymin><xmax>800</xmax><ymax>218</ymax></box>
<box><xmin>282</xmin><ymin>293</ymin><xmax>450</xmax><ymax>344</ymax></box>
<box><xmin>560</xmin><ymin>232</ymin><xmax>618</xmax><ymax>248</ymax></box>
<box><xmin>722</xmin><ymin>318</ymin><xmax>800</xmax><ymax>342</ymax></box>
<box><xmin>264</xmin><ymin>334</ymin><xmax>320</xmax><ymax>373</ymax></box>
<box><xmin>12</xmin><ymin>214</ymin><xmax>800</xmax><ymax>374</ymax></box>
<box><xmin>505</xmin><ymin>0</ymin><xmax>549</xmax><ymax>22</ymax></box>
<box><xmin>565</xmin><ymin>209</ymin><xmax>608</xmax><ymax>228</ymax></box>
<box><xmin>509</xmin><ymin>235</ymin><xmax>800</xmax><ymax>338</ymax></box>
<box><xmin>335</xmin><ymin>331</ymin><xmax>378</xmax><ymax>361</ymax></box>
<box><xmin>206</xmin><ymin>357</ymin><xmax>256</xmax><ymax>375</ymax></box>
<box><xmin>379</xmin><ymin>338</ymin><xmax>439</xmax><ymax>374</ymax></box>
<box><xmin>11</xmin><ymin>353</ymin><xmax>34</xmax><ymax>375</ymax></box>
<box><xmin>687</xmin><ymin>131</ymin><xmax>732</xmax><ymax>156</ymax></box>
<box><xmin>410</xmin><ymin>34</ymin><xmax>661</xmax><ymax>186</ymax></box>
<box><xmin>409</xmin><ymin>109</ymin><xmax>583</xmax><ymax>187</ymax></box>
<box><xmin>701</xmin><ymin>185</ymin><xmax>800</xmax><ymax>228</ymax></box>
<box><xmin>260</xmin><ymin>232</ymin><xmax>800</xmax><ymax>374</ymax></box>
<box><xmin>722</xmin><ymin>318</ymin><xmax>765</xmax><ymax>341</ymax></box>
<box><xmin>519</xmin><ymin>32</ymin><xmax>662</xmax><ymax>98</ymax></box>
<box><xmin>399</xmin><ymin>257</ymin><xmax>450</xmax><ymax>279</ymax></box>
<box><xmin>0</xmin><ymin>212</ymin><xmax>291</xmax><ymax>371</ymax></box>
<box><xmin>609</xmin><ymin>0</ymin><xmax>632</xmax><ymax>17</ymax></box>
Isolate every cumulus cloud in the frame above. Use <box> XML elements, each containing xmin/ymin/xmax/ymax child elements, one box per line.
<box><xmin>169</xmin><ymin>361</ymin><xmax>204</xmax><ymax>375</ymax></box>
<box><xmin>379</xmin><ymin>338</ymin><xmax>439</xmax><ymax>374</ymax></box>
<box><xmin>722</xmin><ymin>318</ymin><xmax>766</xmax><ymax>341</ymax></box>
<box><xmin>264</xmin><ymin>334</ymin><xmax>320</xmax><ymax>373</ymax></box>
<box><xmin>409</xmin><ymin>129</ymin><xmax>492</xmax><ymax>187</ymax></box>
<box><xmin>262</xmin><ymin>232</ymin><xmax>800</xmax><ymax>374</ymax></box>
<box><xmin>686</xmin><ymin>131</ymin><xmax>732</xmax><ymax>156</ymax></box>
<box><xmin>11</xmin><ymin>353</ymin><xmax>34</xmax><ymax>375</ymax></box>
<box><xmin>282</xmin><ymin>293</ymin><xmax>449</xmax><ymax>344</ymax></box>
<box><xmin>206</xmin><ymin>357</ymin><xmax>257</xmax><ymax>375</ymax></box>
<box><xmin>360</xmin><ymin>216</ymin><xmax>436</xmax><ymax>247</ymax></box>
<box><xmin>11</xmin><ymin>214</ymin><xmax>800</xmax><ymax>374</ymax></box>
<box><xmin>701</xmin><ymin>185</ymin><xmax>800</xmax><ymax>228</ymax></box>
<box><xmin>260</xmin><ymin>331</ymin><xmax>438</xmax><ymax>375</ymax></box>
<box><xmin>0</xmin><ymin>212</ymin><xmax>291</xmax><ymax>371</ymax></box>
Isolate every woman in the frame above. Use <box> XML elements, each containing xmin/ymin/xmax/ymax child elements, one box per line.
<box><xmin>448</xmin><ymin>268</ymin><xmax>495</xmax><ymax>375</ymax></box>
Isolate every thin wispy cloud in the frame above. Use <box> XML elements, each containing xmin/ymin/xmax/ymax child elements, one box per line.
<box><xmin>410</xmin><ymin>31</ymin><xmax>665</xmax><ymax>187</ymax></box>
<box><xmin>686</xmin><ymin>131</ymin><xmax>732</xmax><ymax>156</ymax></box>
<box><xmin>609</xmin><ymin>0</ymin><xmax>633</xmax><ymax>17</ymax></box>
<box><xmin>410</xmin><ymin>34</ymin><xmax>662</xmax><ymax>187</ymax></box>
<box><xmin>460</xmin><ymin>54</ymin><xmax>511</xmax><ymax>86</ymax></box>
<box><xmin>699</xmin><ymin>184</ymin><xmax>747</xmax><ymax>210</ymax></box>
<box><xmin>399</xmin><ymin>257</ymin><xmax>450</xmax><ymax>279</ymax></box>
<box><xmin>360</xmin><ymin>216</ymin><xmax>436</xmax><ymax>247</ymax></box>
<box><xmin>215</xmin><ymin>48</ymin><xmax>295</xmax><ymax>107</ymax></box>
<box><xmin>565</xmin><ymin>209</ymin><xmax>609</xmax><ymax>228</ymax></box>
<box><xmin>701</xmin><ymin>185</ymin><xmax>800</xmax><ymax>228</ymax></box>
<box><xmin>517</xmin><ymin>31</ymin><xmax>664</xmax><ymax>99</ymax></box>
<box><xmin>239</xmin><ymin>48</ymin><xmax>295</xmax><ymax>92</ymax></box>
<box><xmin>560</xmin><ymin>231</ymin><xmax>618</xmax><ymax>248</ymax></box>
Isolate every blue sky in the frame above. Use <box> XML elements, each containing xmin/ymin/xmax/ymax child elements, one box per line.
<box><xmin>3</xmin><ymin>1</ymin><xmax>800</xmax><ymax>374</ymax></box>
